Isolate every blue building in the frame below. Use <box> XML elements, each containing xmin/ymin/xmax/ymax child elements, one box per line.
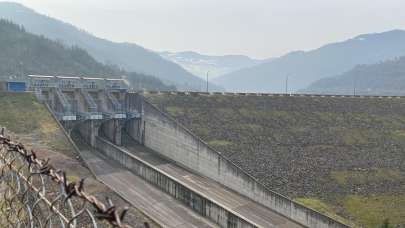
<box><xmin>7</xmin><ymin>81</ymin><xmax>26</xmax><ymax>92</ymax></box>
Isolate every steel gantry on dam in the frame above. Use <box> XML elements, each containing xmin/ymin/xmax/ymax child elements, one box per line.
<box><xmin>29</xmin><ymin>75</ymin><xmax>138</xmax><ymax>121</ymax></box>
<box><xmin>29</xmin><ymin>75</ymin><xmax>141</xmax><ymax>146</ymax></box>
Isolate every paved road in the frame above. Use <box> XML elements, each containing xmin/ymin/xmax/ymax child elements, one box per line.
<box><xmin>121</xmin><ymin>135</ymin><xmax>304</xmax><ymax>228</ymax></box>
<box><xmin>74</xmin><ymin>135</ymin><xmax>218</xmax><ymax>228</ymax></box>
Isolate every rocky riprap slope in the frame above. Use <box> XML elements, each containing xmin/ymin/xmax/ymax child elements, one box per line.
<box><xmin>146</xmin><ymin>93</ymin><xmax>405</xmax><ymax>227</ymax></box>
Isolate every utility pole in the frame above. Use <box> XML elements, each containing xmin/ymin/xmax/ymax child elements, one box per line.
<box><xmin>206</xmin><ymin>71</ymin><xmax>209</xmax><ymax>93</ymax></box>
<box><xmin>285</xmin><ymin>74</ymin><xmax>289</xmax><ymax>95</ymax></box>
<box><xmin>19</xmin><ymin>61</ymin><xmax>23</xmax><ymax>79</ymax></box>
<box><xmin>353</xmin><ymin>75</ymin><xmax>356</xmax><ymax>96</ymax></box>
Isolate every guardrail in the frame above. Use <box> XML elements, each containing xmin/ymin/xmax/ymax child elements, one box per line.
<box><xmin>139</xmin><ymin>90</ymin><xmax>405</xmax><ymax>99</ymax></box>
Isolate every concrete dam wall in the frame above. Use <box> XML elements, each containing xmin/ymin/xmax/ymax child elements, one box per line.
<box><xmin>124</xmin><ymin>93</ymin><xmax>349</xmax><ymax>228</ymax></box>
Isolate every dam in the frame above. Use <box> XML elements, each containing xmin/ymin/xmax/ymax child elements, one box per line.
<box><xmin>25</xmin><ymin>75</ymin><xmax>352</xmax><ymax>228</ymax></box>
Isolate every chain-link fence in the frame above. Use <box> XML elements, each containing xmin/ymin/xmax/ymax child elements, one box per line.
<box><xmin>0</xmin><ymin>128</ymin><xmax>143</xmax><ymax>228</ymax></box>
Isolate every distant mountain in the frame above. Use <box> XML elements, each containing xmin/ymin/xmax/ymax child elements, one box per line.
<box><xmin>160</xmin><ymin>51</ymin><xmax>270</xmax><ymax>79</ymax></box>
<box><xmin>0</xmin><ymin>19</ymin><xmax>175</xmax><ymax>91</ymax></box>
<box><xmin>214</xmin><ymin>30</ymin><xmax>405</xmax><ymax>93</ymax></box>
<box><xmin>302</xmin><ymin>56</ymin><xmax>405</xmax><ymax>95</ymax></box>
<box><xmin>0</xmin><ymin>2</ymin><xmax>217</xmax><ymax>91</ymax></box>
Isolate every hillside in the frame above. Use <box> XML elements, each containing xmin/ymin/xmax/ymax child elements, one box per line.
<box><xmin>214</xmin><ymin>30</ymin><xmax>405</xmax><ymax>93</ymax></box>
<box><xmin>0</xmin><ymin>20</ymin><xmax>118</xmax><ymax>78</ymax></box>
<box><xmin>160</xmin><ymin>51</ymin><xmax>269</xmax><ymax>79</ymax></box>
<box><xmin>0</xmin><ymin>19</ymin><xmax>174</xmax><ymax>91</ymax></box>
<box><xmin>147</xmin><ymin>93</ymin><xmax>405</xmax><ymax>228</ymax></box>
<box><xmin>0</xmin><ymin>92</ymin><xmax>158</xmax><ymax>227</ymax></box>
<box><xmin>303</xmin><ymin>56</ymin><xmax>405</xmax><ymax>95</ymax></box>
<box><xmin>0</xmin><ymin>2</ymin><xmax>219</xmax><ymax>91</ymax></box>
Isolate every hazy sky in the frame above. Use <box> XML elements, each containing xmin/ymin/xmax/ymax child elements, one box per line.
<box><xmin>7</xmin><ymin>0</ymin><xmax>405</xmax><ymax>59</ymax></box>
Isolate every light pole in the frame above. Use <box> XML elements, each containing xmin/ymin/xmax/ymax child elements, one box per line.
<box><xmin>19</xmin><ymin>61</ymin><xmax>23</xmax><ymax>79</ymax></box>
<box><xmin>353</xmin><ymin>75</ymin><xmax>356</xmax><ymax>96</ymax></box>
<box><xmin>206</xmin><ymin>71</ymin><xmax>209</xmax><ymax>93</ymax></box>
<box><xmin>285</xmin><ymin>74</ymin><xmax>289</xmax><ymax>95</ymax></box>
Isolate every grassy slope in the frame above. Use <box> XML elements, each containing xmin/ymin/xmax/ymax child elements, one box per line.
<box><xmin>147</xmin><ymin>94</ymin><xmax>405</xmax><ymax>228</ymax></box>
<box><xmin>0</xmin><ymin>92</ymin><xmax>71</xmax><ymax>153</ymax></box>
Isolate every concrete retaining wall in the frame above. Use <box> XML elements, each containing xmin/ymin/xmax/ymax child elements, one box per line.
<box><xmin>100</xmin><ymin>119</ymin><xmax>123</xmax><ymax>145</ymax></box>
<box><xmin>77</xmin><ymin>120</ymin><xmax>100</xmax><ymax>147</ymax></box>
<box><xmin>128</xmin><ymin>93</ymin><xmax>349</xmax><ymax>228</ymax></box>
<box><xmin>125</xmin><ymin>118</ymin><xmax>143</xmax><ymax>143</ymax></box>
<box><xmin>95</xmin><ymin>136</ymin><xmax>256</xmax><ymax>228</ymax></box>
<box><xmin>125</xmin><ymin>94</ymin><xmax>144</xmax><ymax>143</ymax></box>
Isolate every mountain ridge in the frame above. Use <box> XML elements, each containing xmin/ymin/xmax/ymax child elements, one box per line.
<box><xmin>303</xmin><ymin>56</ymin><xmax>405</xmax><ymax>95</ymax></box>
<box><xmin>214</xmin><ymin>29</ymin><xmax>405</xmax><ymax>93</ymax></box>
<box><xmin>159</xmin><ymin>50</ymin><xmax>271</xmax><ymax>79</ymax></box>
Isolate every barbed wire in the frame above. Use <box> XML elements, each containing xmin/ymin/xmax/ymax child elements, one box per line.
<box><xmin>0</xmin><ymin>127</ymin><xmax>143</xmax><ymax>228</ymax></box>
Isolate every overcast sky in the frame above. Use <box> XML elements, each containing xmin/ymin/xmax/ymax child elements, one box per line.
<box><xmin>8</xmin><ymin>0</ymin><xmax>405</xmax><ymax>59</ymax></box>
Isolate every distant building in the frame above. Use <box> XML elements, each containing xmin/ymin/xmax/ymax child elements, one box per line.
<box><xmin>7</xmin><ymin>81</ymin><xmax>26</xmax><ymax>92</ymax></box>
<box><xmin>0</xmin><ymin>77</ymin><xmax>27</xmax><ymax>92</ymax></box>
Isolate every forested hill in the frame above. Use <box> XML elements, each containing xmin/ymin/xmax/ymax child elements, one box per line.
<box><xmin>0</xmin><ymin>2</ymin><xmax>217</xmax><ymax>91</ymax></box>
<box><xmin>303</xmin><ymin>56</ymin><xmax>405</xmax><ymax>95</ymax></box>
<box><xmin>0</xmin><ymin>20</ymin><xmax>175</xmax><ymax>91</ymax></box>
